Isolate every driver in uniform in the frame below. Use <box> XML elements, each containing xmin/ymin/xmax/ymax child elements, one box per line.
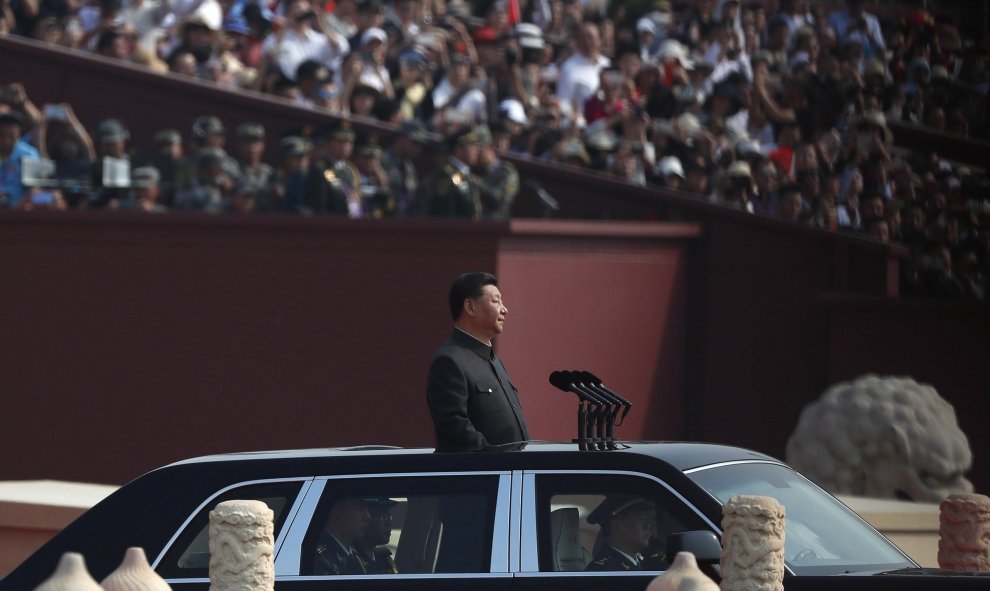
<box><xmin>355</xmin><ymin>497</ymin><xmax>400</xmax><ymax>574</ymax></box>
<box><xmin>585</xmin><ymin>495</ymin><xmax>661</xmax><ymax>571</ymax></box>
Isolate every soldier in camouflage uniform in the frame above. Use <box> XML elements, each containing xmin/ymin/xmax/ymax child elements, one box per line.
<box><xmin>416</xmin><ymin>125</ymin><xmax>483</xmax><ymax>219</ymax></box>
<box><xmin>584</xmin><ymin>495</ymin><xmax>657</xmax><ymax>572</ymax></box>
<box><xmin>172</xmin><ymin>147</ymin><xmax>233</xmax><ymax>213</ymax></box>
<box><xmin>355</xmin><ymin>497</ymin><xmax>399</xmax><ymax>574</ymax></box>
<box><xmin>312</xmin><ymin>497</ymin><xmax>371</xmax><ymax>576</ymax></box>
<box><xmin>233</xmin><ymin>122</ymin><xmax>274</xmax><ymax>192</ymax></box>
<box><xmin>353</xmin><ymin>140</ymin><xmax>396</xmax><ymax>218</ymax></box>
<box><xmin>304</xmin><ymin>119</ymin><xmax>361</xmax><ymax>216</ymax></box>
<box><xmin>474</xmin><ymin>122</ymin><xmax>519</xmax><ymax>221</ymax></box>
<box><xmin>381</xmin><ymin>120</ymin><xmax>429</xmax><ymax>217</ymax></box>
<box><xmin>175</xmin><ymin>116</ymin><xmax>240</xmax><ymax>192</ymax></box>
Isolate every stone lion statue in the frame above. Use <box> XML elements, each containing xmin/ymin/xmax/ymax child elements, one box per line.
<box><xmin>785</xmin><ymin>374</ymin><xmax>973</xmax><ymax>502</ymax></box>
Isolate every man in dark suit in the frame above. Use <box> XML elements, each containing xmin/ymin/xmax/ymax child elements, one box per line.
<box><xmin>426</xmin><ymin>272</ymin><xmax>529</xmax><ymax>451</ymax></box>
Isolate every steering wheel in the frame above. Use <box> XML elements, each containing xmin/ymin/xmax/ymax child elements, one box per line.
<box><xmin>792</xmin><ymin>548</ymin><xmax>819</xmax><ymax>563</ymax></box>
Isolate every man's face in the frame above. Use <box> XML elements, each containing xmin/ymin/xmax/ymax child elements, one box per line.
<box><xmin>365</xmin><ymin>506</ymin><xmax>392</xmax><ymax>546</ymax></box>
<box><xmin>328</xmin><ymin>498</ymin><xmax>371</xmax><ymax>544</ymax></box>
<box><xmin>464</xmin><ymin>284</ymin><xmax>507</xmax><ymax>341</ymax></box>
<box><xmin>610</xmin><ymin>507</ymin><xmax>655</xmax><ymax>554</ymax></box>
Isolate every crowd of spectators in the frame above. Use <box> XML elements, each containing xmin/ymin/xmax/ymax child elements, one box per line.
<box><xmin>1</xmin><ymin>0</ymin><xmax>989</xmax><ymax>299</ymax></box>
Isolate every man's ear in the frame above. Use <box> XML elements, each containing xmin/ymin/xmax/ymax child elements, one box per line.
<box><xmin>463</xmin><ymin>298</ymin><xmax>475</xmax><ymax>317</ymax></box>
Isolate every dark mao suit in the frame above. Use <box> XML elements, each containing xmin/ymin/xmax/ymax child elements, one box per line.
<box><xmin>427</xmin><ymin>329</ymin><xmax>529</xmax><ymax>450</ymax></box>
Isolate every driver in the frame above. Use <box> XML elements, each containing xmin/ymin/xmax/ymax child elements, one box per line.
<box><xmin>585</xmin><ymin>495</ymin><xmax>658</xmax><ymax>571</ymax></box>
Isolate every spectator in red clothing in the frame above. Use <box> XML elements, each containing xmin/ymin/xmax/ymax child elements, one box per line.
<box><xmin>584</xmin><ymin>68</ymin><xmax>628</xmax><ymax>125</ymax></box>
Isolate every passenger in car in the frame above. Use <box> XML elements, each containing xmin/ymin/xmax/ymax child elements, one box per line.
<box><xmin>585</xmin><ymin>496</ymin><xmax>657</xmax><ymax>571</ymax></box>
<box><xmin>312</xmin><ymin>497</ymin><xmax>372</xmax><ymax>575</ymax></box>
<box><xmin>356</xmin><ymin>497</ymin><xmax>400</xmax><ymax>574</ymax></box>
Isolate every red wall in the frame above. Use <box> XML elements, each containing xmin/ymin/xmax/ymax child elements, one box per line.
<box><xmin>0</xmin><ymin>213</ymin><xmax>697</xmax><ymax>484</ymax></box>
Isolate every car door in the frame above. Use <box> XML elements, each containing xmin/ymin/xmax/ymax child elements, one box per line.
<box><xmin>513</xmin><ymin>470</ymin><xmax>720</xmax><ymax>591</ymax></box>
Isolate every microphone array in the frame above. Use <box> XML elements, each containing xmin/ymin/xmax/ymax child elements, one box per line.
<box><xmin>548</xmin><ymin>370</ymin><xmax>632</xmax><ymax>450</ymax></box>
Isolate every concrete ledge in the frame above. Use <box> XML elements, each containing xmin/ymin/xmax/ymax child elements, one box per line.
<box><xmin>838</xmin><ymin>495</ymin><xmax>940</xmax><ymax>568</ymax></box>
<box><xmin>0</xmin><ymin>481</ymin><xmax>117</xmax><ymax>577</ymax></box>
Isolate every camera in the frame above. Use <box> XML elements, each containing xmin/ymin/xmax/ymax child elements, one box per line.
<box><xmin>44</xmin><ymin>104</ymin><xmax>68</xmax><ymax>121</ymax></box>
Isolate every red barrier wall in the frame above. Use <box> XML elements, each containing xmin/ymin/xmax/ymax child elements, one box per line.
<box><xmin>0</xmin><ymin>213</ymin><xmax>698</xmax><ymax>484</ymax></box>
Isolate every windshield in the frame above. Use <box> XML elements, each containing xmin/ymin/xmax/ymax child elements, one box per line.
<box><xmin>687</xmin><ymin>462</ymin><xmax>915</xmax><ymax>575</ymax></box>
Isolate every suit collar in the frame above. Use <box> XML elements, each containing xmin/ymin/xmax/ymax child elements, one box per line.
<box><xmin>452</xmin><ymin>328</ymin><xmax>493</xmax><ymax>360</ymax></box>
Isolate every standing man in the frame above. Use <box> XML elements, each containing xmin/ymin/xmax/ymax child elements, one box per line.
<box><xmin>426</xmin><ymin>272</ymin><xmax>529</xmax><ymax>451</ymax></box>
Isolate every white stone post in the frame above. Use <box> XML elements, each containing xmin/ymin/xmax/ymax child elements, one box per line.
<box><xmin>208</xmin><ymin>500</ymin><xmax>275</xmax><ymax>591</ymax></box>
<box><xmin>938</xmin><ymin>492</ymin><xmax>990</xmax><ymax>572</ymax></box>
<box><xmin>34</xmin><ymin>552</ymin><xmax>104</xmax><ymax>591</ymax></box>
<box><xmin>719</xmin><ymin>495</ymin><xmax>785</xmax><ymax>591</ymax></box>
<box><xmin>101</xmin><ymin>547</ymin><xmax>171</xmax><ymax>591</ymax></box>
<box><xmin>646</xmin><ymin>552</ymin><xmax>719</xmax><ymax>591</ymax></box>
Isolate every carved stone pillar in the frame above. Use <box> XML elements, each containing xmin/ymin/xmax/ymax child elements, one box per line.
<box><xmin>34</xmin><ymin>552</ymin><xmax>104</xmax><ymax>591</ymax></box>
<box><xmin>938</xmin><ymin>493</ymin><xmax>990</xmax><ymax>572</ymax></box>
<box><xmin>720</xmin><ymin>495</ymin><xmax>785</xmax><ymax>591</ymax></box>
<box><xmin>101</xmin><ymin>547</ymin><xmax>172</xmax><ymax>591</ymax></box>
<box><xmin>208</xmin><ymin>500</ymin><xmax>275</xmax><ymax>591</ymax></box>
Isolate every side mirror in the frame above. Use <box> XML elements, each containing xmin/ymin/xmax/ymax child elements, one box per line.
<box><xmin>665</xmin><ymin>530</ymin><xmax>722</xmax><ymax>564</ymax></box>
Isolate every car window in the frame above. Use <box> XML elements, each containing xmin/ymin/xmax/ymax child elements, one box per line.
<box><xmin>156</xmin><ymin>481</ymin><xmax>305</xmax><ymax>579</ymax></box>
<box><xmin>687</xmin><ymin>462</ymin><xmax>913</xmax><ymax>575</ymax></box>
<box><xmin>300</xmin><ymin>475</ymin><xmax>500</xmax><ymax>576</ymax></box>
<box><xmin>535</xmin><ymin>474</ymin><xmax>710</xmax><ymax>573</ymax></box>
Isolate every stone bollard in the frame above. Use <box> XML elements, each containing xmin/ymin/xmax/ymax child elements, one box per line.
<box><xmin>101</xmin><ymin>547</ymin><xmax>172</xmax><ymax>591</ymax></box>
<box><xmin>938</xmin><ymin>492</ymin><xmax>990</xmax><ymax>572</ymax></box>
<box><xmin>720</xmin><ymin>495</ymin><xmax>785</xmax><ymax>591</ymax></box>
<box><xmin>645</xmin><ymin>552</ymin><xmax>719</xmax><ymax>591</ymax></box>
<box><xmin>209</xmin><ymin>500</ymin><xmax>275</xmax><ymax>591</ymax></box>
<box><xmin>34</xmin><ymin>552</ymin><xmax>104</xmax><ymax>591</ymax></box>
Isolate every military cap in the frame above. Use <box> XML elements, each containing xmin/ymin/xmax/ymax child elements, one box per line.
<box><xmin>397</xmin><ymin>119</ymin><xmax>429</xmax><ymax>142</ymax></box>
<box><xmin>322</xmin><ymin>119</ymin><xmax>356</xmax><ymax>142</ymax></box>
<box><xmin>192</xmin><ymin>115</ymin><xmax>225</xmax><ymax>138</ymax></box>
<box><xmin>446</xmin><ymin>125</ymin><xmax>482</xmax><ymax>151</ymax></box>
<box><xmin>587</xmin><ymin>495</ymin><xmax>655</xmax><ymax>525</ymax></box>
<box><xmin>196</xmin><ymin>146</ymin><xmax>227</xmax><ymax>168</ymax></box>
<box><xmin>236</xmin><ymin>122</ymin><xmax>265</xmax><ymax>141</ymax></box>
<box><xmin>362</xmin><ymin>496</ymin><xmax>399</xmax><ymax>507</ymax></box>
<box><xmin>153</xmin><ymin>129</ymin><xmax>182</xmax><ymax>145</ymax></box>
<box><xmin>131</xmin><ymin>166</ymin><xmax>161</xmax><ymax>188</ymax></box>
<box><xmin>474</xmin><ymin>124</ymin><xmax>493</xmax><ymax>146</ymax></box>
<box><xmin>356</xmin><ymin>142</ymin><xmax>383</xmax><ymax>158</ymax></box>
<box><xmin>279</xmin><ymin>135</ymin><xmax>311</xmax><ymax>156</ymax></box>
<box><xmin>98</xmin><ymin>119</ymin><xmax>129</xmax><ymax>143</ymax></box>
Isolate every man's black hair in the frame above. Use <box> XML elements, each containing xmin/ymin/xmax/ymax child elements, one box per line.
<box><xmin>448</xmin><ymin>272</ymin><xmax>497</xmax><ymax>320</ymax></box>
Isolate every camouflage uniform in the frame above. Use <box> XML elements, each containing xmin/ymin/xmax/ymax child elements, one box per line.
<box><xmin>361</xmin><ymin>547</ymin><xmax>398</xmax><ymax>574</ymax></box>
<box><xmin>476</xmin><ymin>159</ymin><xmax>519</xmax><ymax>221</ymax></box>
<box><xmin>235</xmin><ymin>123</ymin><xmax>274</xmax><ymax>193</ymax></box>
<box><xmin>585</xmin><ymin>545</ymin><xmax>643</xmax><ymax>572</ymax></box>
<box><xmin>312</xmin><ymin>531</ymin><xmax>367</xmax><ymax>576</ymax></box>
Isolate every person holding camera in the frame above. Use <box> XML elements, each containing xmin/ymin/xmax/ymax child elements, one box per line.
<box><xmin>827</xmin><ymin>0</ymin><xmax>885</xmax><ymax>59</ymax></box>
<box><xmin>260</xmin><ymin>0</ymin><xmax>349</xmax><ymax>83</ymax></box>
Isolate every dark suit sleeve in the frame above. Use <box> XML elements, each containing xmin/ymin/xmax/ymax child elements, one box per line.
<box><xmin>426</xmin><ymin>354</ymin><xmax>488</xmax><ymax>450</ymax></box>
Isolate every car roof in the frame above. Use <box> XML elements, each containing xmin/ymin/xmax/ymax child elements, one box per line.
<box><xmin>165</xmin><ymin>440</ymin><xmax>783</xmax><ymax>473</ymax></box>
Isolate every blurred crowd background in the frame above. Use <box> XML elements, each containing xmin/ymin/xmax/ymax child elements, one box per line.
<box><xmin>0</xmin><ymin>0</ymin><xmax>988</xmax><ymax>299</ymax></box>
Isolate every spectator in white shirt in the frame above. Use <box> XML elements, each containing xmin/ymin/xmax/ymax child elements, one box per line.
<box><xmin>827</xmin><ymin>0</ymin><xmax>885</xmax><ymax>59</ymax></box>
<box><xmin>261</xmin><ymin>0</ymin><xmax>349</xmax><ymax>81</ymax></box>
<box><xmin>556</xmin><ymin>22</ymin><xmax>610</xmax><ymax>116</ymax></box>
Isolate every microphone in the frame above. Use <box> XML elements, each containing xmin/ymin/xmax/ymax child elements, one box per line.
<box><xmin>581</xmin><ymin>370</ymin><xmax>632</xmax><ymax>423</ymax></box>
<box><xmin>567</xmin><ymin>370</ymin><xmax>618</xmax><ymax>447</ymax></box>
<box><xmin>549</xmin><ymin>370</ymin><xmax>600</xmax><ymax>404</ymax></box>
<box><xmin>524</xmin><ymin>180</ymin><xmax>559</xmax><ymax>217</ymax></box>
<box><xmin>549</xmin><ymin>371</ymin><xmax>598</xmax><ymax>449</ymax></box>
